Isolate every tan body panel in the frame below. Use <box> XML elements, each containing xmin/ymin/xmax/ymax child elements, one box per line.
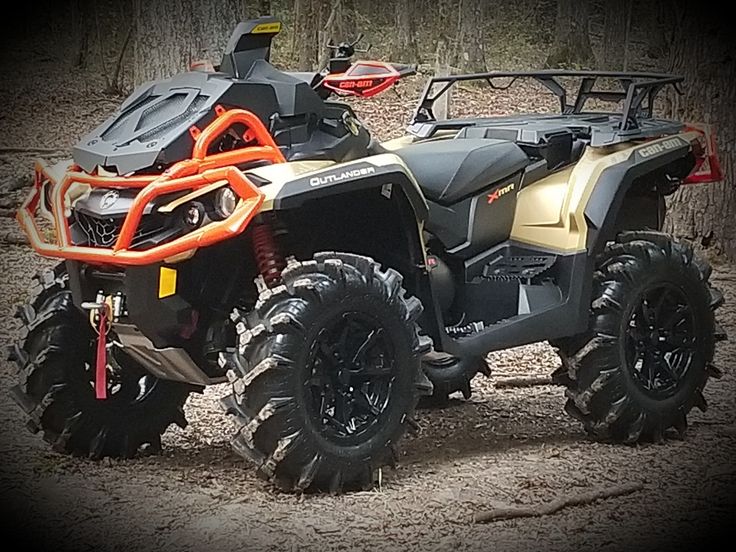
<box><xmin>511</xmin><ymin>146</ymin><xmax>632</xmax><ymax>252</ymax></box>
<box><xmin>248</xmin><ymin>160</ymin><xmax>336</xmax><ymax>211</ymax></box>
<box><xmin>511</xmin><ymin>132</ymin><xmax>697</xmax><ymax>253</ymax></box>
<box><xmin>247</xmin><ymin>131</ymin><xmax>695</xmax><ymax>254</ymax></box>
<box><xmin>251</xmin><ymin>154</ymin><xmax>426</xmax><ymax>212</ymax></box>
<box><xmin>380</xmin><ymin>135</ymin><xmax>415</xmax><ymax>151</ymax></box>
<box><xmin>380</xmin><ymin>130</ymin><xmax>456</xmax><ymax>152</ymax></box>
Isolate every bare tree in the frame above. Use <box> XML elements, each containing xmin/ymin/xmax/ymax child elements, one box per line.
<box><xmin>71</xmin><ymin>0</ymin><xmax>91</xmax><ymax>68</ymax></box>
<box><xmin>665</xmin><ymin>4</ymin><xmax>736</xmax><ymax>260</ymax></box>
<box><xmin>433</xmin><ymin>35</ymin><xmax>452</xmax><ymax>120</ymax></box>
<box><xmin>393</xmin><ymin>0</ymin><xmax>420</xmax><ymax>63</ymax></box>
<box><xmin>545</xmin><ymin>0</ymin><xmax>594</xmax><ymax>68</ymax></box>
<box><xmin>456</xmin><ymin>0</ymin><xmax>485</xmax><ymax>73</ymax></box>
<box><xmin>601</xmin><ymin>0</ymin><xmax>632</xmax><ymax>70</ymax></box>
<box><xmin>293</xmin><ymin>0</ymin><xmax>318</xmax><ymax>70</ymax></box>
<box><xmin>132</xmin><ymin>0</ymin><xmax>245</xmax><ymax>85</ymax></box>
<box><xmin>645</xmin><ymin>1</ymin><xmax>675</xmax><ymax>59</ymax></box>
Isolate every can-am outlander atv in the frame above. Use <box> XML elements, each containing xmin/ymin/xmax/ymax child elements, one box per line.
<box><xmin>10</xmin><ymin>17</ymin><xmax>726</xmax><ymax>492</ymax></box>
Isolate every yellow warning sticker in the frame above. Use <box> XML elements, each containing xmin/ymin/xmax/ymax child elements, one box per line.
<box><xmin>159</xmin><ymin>267</ymin><xmax>177</xmax><ymax>298</ymax></box>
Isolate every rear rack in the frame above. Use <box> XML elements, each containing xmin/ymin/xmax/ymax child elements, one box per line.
<box><xmin>411</xmin><ymin>70</ymin><xmax>683</xmax><ymax>132</ymax></box>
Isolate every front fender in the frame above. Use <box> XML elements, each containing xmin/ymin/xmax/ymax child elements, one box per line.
<box><xmin>251</xmin><ymin>154</ymin><xmax>429</xmax><ymax>223</ymax></box>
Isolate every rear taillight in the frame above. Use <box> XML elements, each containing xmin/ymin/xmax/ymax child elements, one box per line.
<box><xmin>684</xmin><ymin>123</ymin><xmax>723</xmax><ymax>184</ymax></box>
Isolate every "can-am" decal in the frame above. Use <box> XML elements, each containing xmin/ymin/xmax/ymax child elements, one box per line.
<box><xmin>309</xmin><ymin>166</ymin><xmax>376</xmax><ymax>186</ymax></box>
<box><xmin>637</xmin><ymin>137</ymin><xmax>685</xmax><ymax>158</ymax></box>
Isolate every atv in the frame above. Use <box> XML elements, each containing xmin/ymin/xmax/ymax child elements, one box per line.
<box><xmin>10</xmin><ymin>17</ymin><xmax>726</xmax><ymax>493</ymax></box>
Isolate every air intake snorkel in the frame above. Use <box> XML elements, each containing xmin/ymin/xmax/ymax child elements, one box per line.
<box><xmin>219</xmin><ymin>16</ymin><xmax>282</xmax><ymax>79</ymax></box>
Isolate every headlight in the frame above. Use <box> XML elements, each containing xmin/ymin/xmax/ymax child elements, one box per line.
<box><xmin>183</xmin><ymin>202</ymin><xmax>205</xmax><ymax>227</ymax></box>
<box><xmin>214</xmin><ymin>187</ymin><xmax>238</xmax><ymax>219</ymax></box>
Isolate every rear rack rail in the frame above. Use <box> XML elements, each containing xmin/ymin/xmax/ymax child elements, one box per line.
<box><xmin>411</xmin><ymin>70</ymin><xmax>684</xmax><ymax>133</ymax></box>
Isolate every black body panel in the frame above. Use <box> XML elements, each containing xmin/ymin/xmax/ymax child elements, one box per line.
<box><xmin>219</xmin><ymin>16</ymin><xmax>281</xmax><ymax>78</ymax></box>
<box><xmin>425</xmin><ymin>200</ymin><xmax>473</xmax><ymax>250</ymax></box>
<box><xmin>66</xmin><ymin>236</ymin><xmax>258</xmax><ymax>375</ymax></box>
<box><xmin>66</xmin><ymin>260</ymin><xmax>198</xmax><ymax>350</ymax></box>
<box><xmin>425</xmin><ymin>172</ymin><xmax>521</xmax><ymax>257</ymax></box>
<box><xmin>391</xmin><ymin>139</ymin><xmax>529</xmax><ymax>205</ymax></box>
<box><xmin>124</xmin><ymin>265</ymin><xmax>194</xmax><ymax>348</ymax></box>
<box><xmin>74</xmin><ymin>64</ymin><xmax>370</xmax><ymax>174</ymax></box>
<box><xmin>452</xmin><ymin>279</ymin><xmax>519</xmax><ymax>326</ymax></box>
<box><xmin>437</xmin><ymin>251</ymin><xmax>591</xmax><ymax>356</ymax></box>
<box><xmin>463</xmin><ymin>241</ymin><xmax>558</xmax><ymax>282</ymax></box>
<box><xmin>458</xmin><ymin>125</ymin><xmax>585</xmax><ymax>170</ymax></box>
<box><xmin>74</xmin><ymin>72</ymin><xmax>230</xmax><ymax>174</ymax></box>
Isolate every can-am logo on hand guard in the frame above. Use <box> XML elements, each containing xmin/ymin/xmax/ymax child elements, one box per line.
<box><xmin>309</xmin><ymin>166</ymin><xmax>376</xmax><ymax>186</ymax></box>
<box><xmin>487</xmin><ymin>182</ymin><xmax>515</xmax><ymax>204</ymax></box>
<box><xmin>100</xmin><ymin>190</ymin><xmax>120</xmax><ymax>210</ymax></box>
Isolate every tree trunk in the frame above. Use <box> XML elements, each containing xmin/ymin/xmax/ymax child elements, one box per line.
<box><xmin>392</xmin><ymin>0</ymin><xmax>420</xmax><ymax>63</ymax></box>
<box><xmin>456</xmin><ymin>0</ymin><xmax>485</xmax><ymax>73</ymax></box>
<box><xmin>434</xmin><ymin>36</ymin><xmax>452</xmax><ymax>120</ymax></box>
<box><xmin>318</xmin><ymin>0</ymin><xmax>350</xmax><ymax>69</ymax></box>
<box><xmin>645</xmin><ymin>1</ymin><xmax>675</xmax><ymax>59</ymax></box>
<box><xmin>664</xmin><ymin>4</ymin><xmax>736</xmax><ymax>260</ymax></box>
<box><xmin>294</xmin><ymin>0</ymin><xmax>318</xmax><ymax>70</ymax></box>
<box><xmin>601</xmin><ymin>0</ymin><xmax>631</xmax><ymax>70</ymax></box>
<box><xmin>545</xmin><ymin>0</ymin><xmax>594</xmax><ymax>68</ymax></box>
<box><xmin>71</xmin><ymin>0</ymin><xmax>91</xmax><ymax>68</ymax></box>
<box><xmin>132</xmin><ymin>0</ymin><xmax>246</xmax><ymax>85</ymax></box>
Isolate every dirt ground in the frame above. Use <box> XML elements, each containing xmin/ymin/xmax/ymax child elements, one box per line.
<box><xmin>1</xmin><ymin>32</ymin><xmax>735</xmax><ymax>552</ymax></box>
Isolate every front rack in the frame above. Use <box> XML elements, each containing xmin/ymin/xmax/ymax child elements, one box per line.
<box><xmin>411</xmin><ymin>70</ymin><xmax>684</xmax><ymax>131</ymax></box>
<box><xmin>18</xmin><ymin>108</ymin><xmax>283</xmax><ymax>266</ymax></box>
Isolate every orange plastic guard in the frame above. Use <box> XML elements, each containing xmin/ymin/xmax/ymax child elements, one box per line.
<box><xmin>17</xmin><ymin>108</ymin><xmax>281</xmax><ymax>266</ymax></box>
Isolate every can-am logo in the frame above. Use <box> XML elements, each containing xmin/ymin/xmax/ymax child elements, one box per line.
<box><xmin>309</xmin><ymin>166</ymin><xmax>376</xmax><ymax>186</ymax></box>
<box><xmin>100</xmin><ymin>190</ymin><xmax>120</xmax><ymax>210</ymax></box>
<box><xmin>638</xmin><ymin>137</ymin><xmax>684</xmax><ymax>158</ymax></box>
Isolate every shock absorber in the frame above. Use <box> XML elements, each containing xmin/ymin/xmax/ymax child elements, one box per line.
<box><xmin>251</xmin><ymin>219</ymin><xmax>286</xmax><ymax>288</ymax></box>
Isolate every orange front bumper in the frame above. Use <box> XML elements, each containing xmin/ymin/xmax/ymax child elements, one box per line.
<box><xmin>17</xmin><ymin>108</ymin><xmax>283</xmax><ymax>266</ymax></box>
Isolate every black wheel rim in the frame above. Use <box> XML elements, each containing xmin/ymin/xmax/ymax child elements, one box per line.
<box><xmin>624</xmin><ymin>283</ymin><xmax>697</xmax><ymax>398</ymax></box>
<box><xmin>305</xmin><ymin>311</ymin><xmax>396</xmax><ymax>445</ymax></box>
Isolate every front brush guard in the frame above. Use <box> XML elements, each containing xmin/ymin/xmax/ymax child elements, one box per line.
<box><xmin>17</xmin><ymin>108</ymin><xmax>282</xmax><ymax>266</ymax></box>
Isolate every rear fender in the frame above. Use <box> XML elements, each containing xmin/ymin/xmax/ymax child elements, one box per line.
<box><xmin>584</xmin><ymin>132</ymin><xmax>698</xmax><ymax>253</ymax></box>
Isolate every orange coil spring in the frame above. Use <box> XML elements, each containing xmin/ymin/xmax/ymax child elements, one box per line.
<box><xmin>252</xmin><ymin>222</ymin><xmax>286</xmax><ymax>287</ymax></box>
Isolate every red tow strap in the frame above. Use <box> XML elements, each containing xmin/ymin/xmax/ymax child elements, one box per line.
<box><xmin>95</xmin><ymin>309</ymin><xmax>108</xmax><ymax>400</ymax></box>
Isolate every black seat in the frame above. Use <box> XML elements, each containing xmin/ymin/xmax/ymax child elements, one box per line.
<box><xmin>393</xmin><ymin>139</ymin><xmax>529</xmax><ymax>205</ymax></box>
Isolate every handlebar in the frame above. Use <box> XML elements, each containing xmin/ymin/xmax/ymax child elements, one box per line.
<box><xmin>326</xmin><ymin>33</ymin><xmax>364</xmax><ymax>49</ymax></box>
<box><xmin>326</xmin><ymin>33</ymin><xmax>372</xmax><ymax>59</ymax></box>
